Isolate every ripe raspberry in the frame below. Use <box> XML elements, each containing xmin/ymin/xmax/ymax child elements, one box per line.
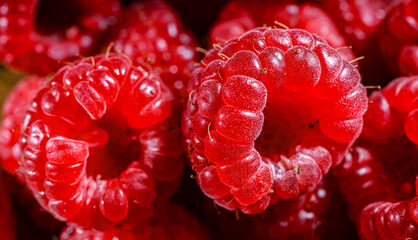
<box><xmin>182</xmin><ymin>27</ymin><xmax>368</xmax><ymax>213</ymax></box>
<box><xmin>59</xmin><ymin>204</ymin><xmax>210</xmax><ymax>240</ymax></box>
<box><xmin>204</xmin><ymin>175</ymin><xmax>358</xmax><ymax>240</ymax></box>
<box><xmin>334</xmin><ymin>76</ymin><xmax>418</xmax><ymax>239</ymax></box>
<box><xmin>0</xmin><ymin>0</ymin><xmax>121</xmax><ymax>75</ymax></box>
<box><xmin>0</xmin><ymin>76</ymin><xmax>44</xmax><ymax>175</ymax></box>
<box><xmin>379</xmin><ymin>0</ymin><xmax>418</xmax><ymax>76</ymax></box>
<box><xmin>112</xmin><ymin>0</ymin><xmax>198</xmax><ymax>106</ymax></box>
<box><xmin>210</xmin><ymin>1</ymin><xmax>356</xmax><ymax>62</ymax></box>
<box><xmin>18</xmin><ymin>53</ymin><xmax>184</xmax><ymax>230</ymax></box>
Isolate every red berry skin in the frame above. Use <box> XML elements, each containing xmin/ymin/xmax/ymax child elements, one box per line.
<box><xmin>59</xmin><ymin>204</ymin><xmax>210</xmax><ymax>240</ymax></box>
<box><xmin>0</xmin><ymin>76</ymin><xmax>44</xmax><ymax>176</ymax></box>
<box><xmin>0</xmin><ymin>0</ymin><xmax>121</xmax><ymax>75</ymax></box>
<box><xmin>112</xmin><ymin>0</ymin><xmax>198</xmax><ymax>106</ymax></box>
<box><xmin>17</xmin><ymin>53</ymin><xmax>184</xmax><ymax>230</ymax></box>
<box><xmin>334</xmin><ymin>76</ymin><xmax>418</xmax><ymax>239</ymax></box>
<box><xmin>379</xmin><ymin>0</ymin><xmax>418</xmax><ymax>77</ymax></box>
<box><xmin>182</xmin><ymin>27</ymin><xmax>367</xmax><ymax>213</ymax></box>
<box><xmin>210</xmin><ymin>1</ymin><xmax>356</xmax><ymax>62</ymax></box>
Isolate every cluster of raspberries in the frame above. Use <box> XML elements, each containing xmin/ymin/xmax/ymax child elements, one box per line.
<box><xmin>0</xmin><ymin>0</ymin><xmax>417</xmax><ymax>239</ymax></box>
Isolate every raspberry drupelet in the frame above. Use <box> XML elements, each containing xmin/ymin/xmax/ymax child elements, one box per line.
<box><xmin>335</xmin><ymin>76</ymin><xmax>418</xmax><ymax>239</ymax></box>
<box><xmin>210</xmin><ymin>1</ymin><xmax>356</xmax><ymax>62</ymax></box>
<box><xmin>0</xmin><ymin>0</ymin><xmax>120</xmax><ymax>75</ymax></box>
<box><xmin>17</xmin><ymin>52</ymin><xmax>184</xmax><ymax>230</ymax></box>
<box><xmin>182</xmin><ymin>27</ymin><xmax>368</xmax><ymax>214</ymax></box>
<box><xmin>0</xmin><ymin>76</ymin><xmax>44</xmax><ymax>176</ymax></box>
<box><xmin>112</xmin><ymin>0</ymin><xmax>198</xmax><ymax>106</ymax></box>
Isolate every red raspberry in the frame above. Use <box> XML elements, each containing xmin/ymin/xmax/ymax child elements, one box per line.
<box><xmin>112</xmin><ymin>0</ymin><xmax>198</xmax><ymax>106</ymax></box>
<box><xmin>204</xmin><ymin>175</ymin><xmax>358</xmax><ymax>240</ymax></box>
<box><xmin>59</xmin><ymin>204</ymin><xmax>210</xmax><ymax>240</ymax></box>
<box><xmin>182</xmin><ymin>27</ymin><xmax>368</xmax><ymax>213</ymax></box>
<box><xmin>0</xmin><ymin>76</ymin><xmax>44</xmax><ymax>176</ymax></box>
<box><xmin>379</xmin><ymin>0</ymin><xmax>418</xmax><ymax>76</ymax></box>
<box><xmin>210</xmin><ymin>1</ymin><xmax>356</xmax><ymax>62</ymax></box>
<box><xmin>17</xmin><ymin>53</ymin><xmax>184</xmax><ymax>230</ymax></box>
<box><xmin>0</xmin><ymin>0</ymin><xmax>121</xmax><ymax>75</ymax></box>
<box><xmin>334</xmin><ymin>76</ymin><xmax>418</xmax><ymax>239</ymax></box>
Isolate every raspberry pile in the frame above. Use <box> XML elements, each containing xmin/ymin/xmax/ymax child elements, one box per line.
<box><xmin>0</xmin><ymin>0</ymin><xmax>417</xmax><ymax>239</ymax></box>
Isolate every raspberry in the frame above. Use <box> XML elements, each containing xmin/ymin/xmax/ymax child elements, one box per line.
<box><xmin>17</xmin><ymin>53</ymin><xmax>184</xmax><ymax>230</ymax></box>
<box><xmin>0</xmin><ymin>0</ymin><xmax>121</xmax><ymax>75</ymax></box>
<box><xmin>112</xmin><ymin>0</ymin><xmax>198</xmax><ymax>106</ymax></box>
<box><xmin>379</xmin><ymin>0</ymin><xmax>418</xmax><ymax>76</ymax></box>
<box><xmin>334</xmin><ymin>76</ymin><xmax>418</xmax><ymax>239</ymax></box>
<box><xmin>182</xmin><ymin>27</ymin><xmax>367</xmax><ymax>213</ymax></box>
<box><xmin>210</xmin><ymin>1</ymin><xmax>356</xmax><ymax>62</ymax></box>
<box><xmin>59</xmin><ymin>204</ymin><xmax>210</xmax><ymax>240</ymax></box>
<box><xmin>0</xmin><ymin>76</ymin><xmax>44</xmax><ymax>176</ymax></box>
